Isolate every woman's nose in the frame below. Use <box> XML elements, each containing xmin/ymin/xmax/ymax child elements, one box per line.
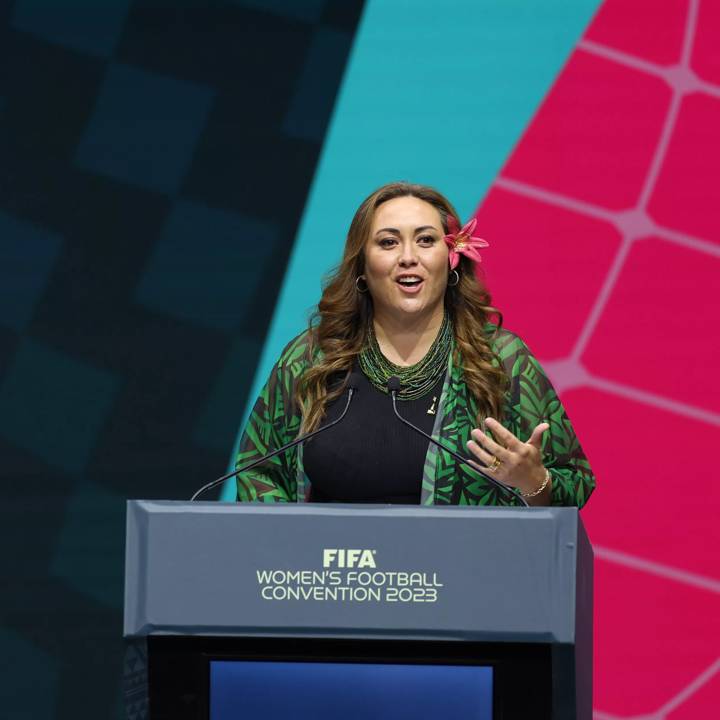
<box><xmin>398</xmin><ymin>240</ymin><xmax>418</xmax><ymax>266</ymax></box>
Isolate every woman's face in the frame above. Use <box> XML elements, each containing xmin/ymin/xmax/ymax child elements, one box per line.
<box><xmin>364</xmin><ymin>196</ymin><xmax>449</xmax><ymax>324</ymax></box>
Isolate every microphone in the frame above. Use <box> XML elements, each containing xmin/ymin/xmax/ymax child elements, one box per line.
<box><xmin>386</xmin><ymin>377</ymin><xmax>528</xmax><ymax>507</ymax></box>
<box><xmin>190</xmin><ymin>373</ymin><xmax>361</xmax><ymax>501</ymax></box>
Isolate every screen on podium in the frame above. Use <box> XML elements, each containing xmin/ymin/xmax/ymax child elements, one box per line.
<box><xmin>210</xmin><ymin>660</ymin><xmax>494</xmax><ymax>720</ymax></box>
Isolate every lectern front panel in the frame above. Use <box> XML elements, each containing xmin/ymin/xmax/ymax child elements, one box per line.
<box><xmin>125</xmin><ymin>501</ymin><xmax>589</xmax><ymax>645</ymax></box>
<box><xmin>124</xmin><ymin>502</ymin><xmax>591</xmax><ymax>719</ymax></box>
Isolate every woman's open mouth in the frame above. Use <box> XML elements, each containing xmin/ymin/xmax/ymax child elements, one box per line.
<box><xmin>396</xmin><ymin>275</ymin><xmax>424</xmax><ymax>294</ymax></box>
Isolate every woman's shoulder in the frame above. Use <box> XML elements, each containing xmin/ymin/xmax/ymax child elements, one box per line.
<box><xmin>275</xmin><ymin>329</ymin><xmax>312</xmax><ymax>364</ymax></box>
<box><xmin>482</xmin><ymin>324</ymin><xmax>552</xmax><ymax>386</ymax></box>
<box><xmin>483</xmin><ymin>323</ymin><xmax>534</xmax><ymax>361</ymax></box>
<box><xmin>274</xmin><ymin>328</ymin><xmax>322</xmax><ymax>377</ymax></box>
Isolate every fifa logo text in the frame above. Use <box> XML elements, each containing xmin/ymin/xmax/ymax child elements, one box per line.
<box><xmin>323</xmin><ymin>549</ymin><xmax>376</xmax><ymax>568</ymax></box>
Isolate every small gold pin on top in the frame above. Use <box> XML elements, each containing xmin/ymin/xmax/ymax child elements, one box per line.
<box><xmin>427</xmin><ymin>396</ymin><xmax>437</xmax><ymax>415</ymax></box>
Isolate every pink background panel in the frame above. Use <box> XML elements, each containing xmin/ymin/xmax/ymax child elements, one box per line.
<box><xmin>583</xmin><ymin>237</ymin><xmax>720</xmax><ymax>413</ymax></box>
<box><xmin>561</xmin><ymin>387</ymin><xmax>720</xmax><ymax>579</ymax></box>
<box><xmin>502</xmin><ymin>50</ymin><xmax>671</xmax><ymax>210</ymax></box>
<box><xmin>648</xmin><ymin>93</ymin><xmax>720</xmax><ymax>245</ymax></box>
<box><xmin>594</xmin><ymin>559</ymin><xmax>720</xmax><ymax>715</ymax></box>
<box><xmin>479</xmin><ymin>187</ymin><xmax>621</xmax><ymax>360</ymax></box>
<box><xmin>473</xmin><ymin>0</ymin><xmax>720</xmax><ymax>713</ymax></box>
<box><xmin>584</xmin><ymin>0</ymin><xmax>688</xmax><ymax>66</ymax></box>
<box><xmin>667</xmin><ymin>667</ymin><xmax>720</xmax><ymax>719</ymax></box>
<box><xmin>692</xmin><ymin>0</ymin><xmax>720</xmax><ymax>84</ymax></box>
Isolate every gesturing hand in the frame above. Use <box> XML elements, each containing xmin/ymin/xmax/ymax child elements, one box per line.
<box><xmin>466</xmin><ymin>417</ymin><xmax>550</xmax><ymax>499</ymax></box>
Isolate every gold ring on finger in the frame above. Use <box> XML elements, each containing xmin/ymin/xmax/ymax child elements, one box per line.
<box><xmin>489</xmin><ymin>455</ymin><xmax>502</xmax><ymax>471</ymax></box>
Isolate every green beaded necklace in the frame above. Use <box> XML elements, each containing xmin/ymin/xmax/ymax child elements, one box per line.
<box><xmin>359</xmin><ymin>312</ymin><xmax>453</xmax><ymax>400</ymax></box>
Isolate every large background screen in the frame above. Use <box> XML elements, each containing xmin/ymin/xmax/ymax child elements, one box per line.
<box><xmin>3</xmin><ymin>1</ymin><xmax>718</xmax><ymax>717</ymax></box>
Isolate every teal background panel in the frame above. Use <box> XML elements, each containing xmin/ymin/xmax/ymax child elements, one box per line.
<box><xmin>224</xmin><ymin>0</ymin><xmax>602</xmax><ymax>498</ymax></box>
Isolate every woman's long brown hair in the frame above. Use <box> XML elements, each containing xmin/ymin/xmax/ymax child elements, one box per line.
<box><xmin>297</xmin><ymin>181</ymin><xmax>508</xmax><ymax>432</ymax></box>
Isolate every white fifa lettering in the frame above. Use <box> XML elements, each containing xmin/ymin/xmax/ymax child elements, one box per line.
<box><xmin>322</xmin><ymin>548</ymin><xmax>376</xmax><ymax>568</ymax></box>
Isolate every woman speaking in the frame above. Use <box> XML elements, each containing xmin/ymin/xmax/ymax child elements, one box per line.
<box><xmin>235</xmin><ymin>182</ymin><xmax>595</xmax><ymax>507</ymax></box>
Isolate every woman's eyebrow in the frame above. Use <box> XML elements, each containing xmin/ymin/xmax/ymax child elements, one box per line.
<box><xmin>374</xmin><ymin>225</ymin><xmax>439</xmax><ymax>236</ymax></box>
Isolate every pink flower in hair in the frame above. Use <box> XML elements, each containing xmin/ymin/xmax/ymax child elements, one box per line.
<box><xmin>443</xmin><ymin>216</ymin><xmax>489</xmax><ymax>270</ymax></box>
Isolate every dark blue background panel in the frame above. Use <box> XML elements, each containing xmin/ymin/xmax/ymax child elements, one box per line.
<box><xmin>75</xmin><ymin>62</ymin><xmax>215</xmax><ymax>195</ymax></box>
<box><xmin>0</xmin><ymin>337</ymin><xmax>118</xmax><ymax>475</ymax></box>
<box><xmin>0</xmin><ymin>211</ymin><xmax>62</xmax><ymax>331</ymax></box>
<box><xmin>13</xmin><ymin>0</ymin><xmax>131</xmax><ymax>58</ymax></box>
<box><xmin>135</xmin><ymin>200</ymin><xmax>278</xmax><ymax>330</ymax></box>
<box><xmin>283</xmin><ymin>26</ymin><xmax>354</xmax><ymax>142</ymax></box>
<box><xmin>0</xmin><ymin>628</ymin><xmax>58</xmax><ymax>720</ymax></box>
<box><xmin>231</xmin><ymin>0</ymin><xmax>327</xmax><ymax>24</ymax></box>
<box><xmin>0</xmin><ymin>1</ymin><xmax>365</xmax><ymax>717</ymax></box>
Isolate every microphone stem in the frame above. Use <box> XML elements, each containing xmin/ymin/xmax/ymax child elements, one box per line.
<box><xmin>390</xmin><ymin>391</ymin><xmax>528</xmax><ymax>507</ymax></box>
<box><xmin>190</xmin><ymin>387</ymin><xmax>356</xmax><ymax>501</ymax></box>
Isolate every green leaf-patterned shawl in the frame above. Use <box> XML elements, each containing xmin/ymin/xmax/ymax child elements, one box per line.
<box><xmin>235</xmin><ymin>326</ymin><xmax>595</xmax><ymax>507</ymax></box>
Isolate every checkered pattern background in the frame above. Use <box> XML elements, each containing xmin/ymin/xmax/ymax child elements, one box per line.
<box><xmin>0</xmin><ymin>1</ymin><xmax>363</xmax><ymax>716</ymax></box>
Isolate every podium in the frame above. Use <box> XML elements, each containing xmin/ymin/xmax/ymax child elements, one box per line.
<box><xmin>124</xmin><ymin>501</ymin><xmax>593</xmax><ymax>719</ymax></box>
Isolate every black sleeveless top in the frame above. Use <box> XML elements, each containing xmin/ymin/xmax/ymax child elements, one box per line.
<box><xmin>303</xmin><ymin>369</ymin><xmax>445</xmax><ymax>504</ymax></box>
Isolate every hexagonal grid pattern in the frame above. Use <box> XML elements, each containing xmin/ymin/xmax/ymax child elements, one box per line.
<box><xmin>474</xmin><ymin>0</ymin><xmax>720</xmax><ymax>715</ymax></box>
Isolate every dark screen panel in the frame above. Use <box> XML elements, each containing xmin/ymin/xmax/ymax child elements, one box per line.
<box><xmin>210</xmin><ymin>660</ymin><xmax>493</xmax><ymax>720</ymax></box>
<box><xmin>146</xmin><ymin>636</ymin><xmax>553</xmax><ymax>719</ymax></box>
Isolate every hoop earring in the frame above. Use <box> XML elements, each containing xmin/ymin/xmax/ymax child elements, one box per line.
<box><xmin>447</xmin><ymin>270</ymin><xmax>459</xmax><ymax>287</ymax></box>
<box><xmin>355</xmin><ymin>275</ymin><xmax>368</xmax><ymax>293</ymax></box>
